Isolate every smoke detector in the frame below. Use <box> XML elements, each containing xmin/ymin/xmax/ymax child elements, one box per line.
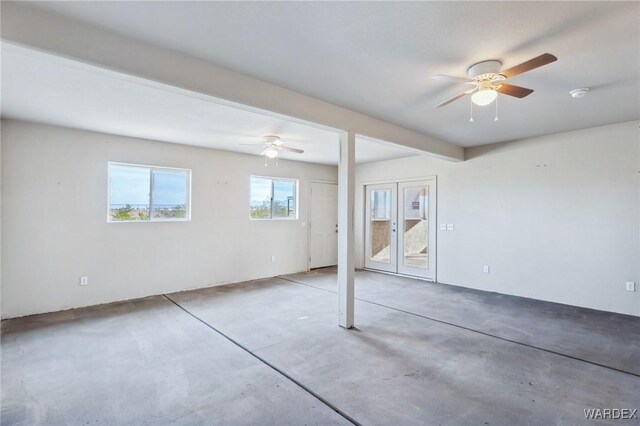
<box><xmin>570</xmin><ymin>88</ymin><xmax>589</xmax><ymax>98</ymax></box>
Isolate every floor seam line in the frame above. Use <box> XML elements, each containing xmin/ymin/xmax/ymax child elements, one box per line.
<box><xmin>277</xmin><ymin>276</ymin><xmax>640</xmax><ymax>379</ymax></box>
<box><xmin>162</xmin><ymin>294</ymin><xmax>361</xmax><ymax>426</ymax></box>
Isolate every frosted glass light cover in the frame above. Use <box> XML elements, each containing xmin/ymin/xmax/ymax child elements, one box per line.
<box><xmin>471</xmin><ymin>89</ymin><xmax>497</xmax><ymax>106</ymax></box>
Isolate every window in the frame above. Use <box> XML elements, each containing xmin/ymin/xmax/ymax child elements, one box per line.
<box><xmin>108</xmin><ymin>163</ymin><xmax>191</xmax><ymax>222</ymax></box>
<box><xmin>371</xmin><ymin>190</ymin><xmax>391</xmax><ymax>220</ymax></box>
<box><xmin>250</xmin><ymin>176</ymin><xmax>297</xmax><ymax>220</ymax></box>
<box><xmin>404</xmin><ymin>187</ymin><xmax>427</xmax><ymax>220</ymax></box>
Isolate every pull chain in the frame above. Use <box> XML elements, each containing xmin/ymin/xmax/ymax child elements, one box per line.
<box><xmin>494</xmin><ymin>95</ymin><xmax>499</xmax><ymax>122</ymax></box>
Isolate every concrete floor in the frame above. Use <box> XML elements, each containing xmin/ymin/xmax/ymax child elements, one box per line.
<box><xmin>2</xmin><ymin>269</ymin><xmax>639</xmax><ymax>425</ymax></box>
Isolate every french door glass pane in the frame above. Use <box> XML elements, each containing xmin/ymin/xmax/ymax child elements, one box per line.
<box><xmin>403</xmin><ymin>186</ymin><xmax>428</xmax><ymax>269</ymax></box>
<box><xmin>370</xmin><ymin>189</ymin><xmax>391</xmax><ymax>263</ymax></box>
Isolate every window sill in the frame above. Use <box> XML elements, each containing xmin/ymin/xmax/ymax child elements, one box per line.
<box><xmin>107</xmin><ymin>218</ymin><xmax>191</xmax><ymax>223</ymax></box>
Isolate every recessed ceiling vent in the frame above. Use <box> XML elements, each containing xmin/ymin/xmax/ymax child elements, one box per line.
<box><xmin>569</xmin><ymin>88</ymin><xmax>590</xmax><ymax>98</ymax></box>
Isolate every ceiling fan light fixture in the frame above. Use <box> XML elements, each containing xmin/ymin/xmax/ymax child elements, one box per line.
<box><xmin>471</xmin><ymin>88</ymin><xmax>498</xmax><ymax>106</ymax></box>
<box><xmin>264</xmin><ymin>147</ymin><xmax>279</xmax><ymax>159</ymax></box>
<box><xmin>264</xmin><ymin>135</ymin><xmax>284</xmax><ymax>146</ymax></box>
<box><xmin>433</xmin><ymin>54</ymin><xmax>557</xmax><ymax>110</ymax></box>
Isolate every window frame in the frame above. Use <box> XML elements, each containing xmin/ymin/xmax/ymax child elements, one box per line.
<box><xmin>249</xmin><ymin>175</ymin><xmax>299</xmax><ymax>221</ymax></box>
<box><xmin>107</xmin><ymin>161</ymin><xmax>192</xmax><ymax>223</ymax></box>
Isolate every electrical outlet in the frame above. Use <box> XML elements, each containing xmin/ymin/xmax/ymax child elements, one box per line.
<box><xmin>447</xmin><ymin>224</ymin><xmax>454</xmax><ymax>231</ymax></box>
<box><xmin>483</xmin><ymin>265</ymin><xmax>490</xmax><ymax>273</ymax></box>
<box><xmin>271</xmin><ymin>256</ymin><xmax>276</xmax><ymax>263</ymax></box>
<box><xmin>80</xmin><ymin>276</ymin><xmax>88</xmax><ymax>286</ymax></box>
<box><xmin>626</xmin><ymin>282</ymin><xmax>636</xmax><ymax>292</ymax></box>
<box><xmin>440</xmin><ymin>224</ymin><xmax>447</xmax><ymax>231</ymax></box>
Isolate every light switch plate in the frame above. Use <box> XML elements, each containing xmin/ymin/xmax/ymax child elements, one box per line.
<box><xmin>447</xmin><ymin>224</ymin><xmax>454</xmax><ymax>231</ymax></box>
<box><xmin>626</xmin><ymin>282</ymin><xmax>636</xmax><ymax>292</ymax></box>
<box><xmin>440</xmin><ymin>224</ymin><xmax>447</xmax><ymax>231</ymax></box>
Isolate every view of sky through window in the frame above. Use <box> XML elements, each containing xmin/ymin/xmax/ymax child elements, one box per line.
<box><xmin>250</xmin><ymin>176</ymin><xmax>296</xmax><ymax>219</ymax></box>
<box><xmin>108</xmin><ymin>164</ymin><xmax>189</xmax><ymax>221</ymax></box>
<box><xmin>109</xmin><ymin>165</ymin><xmax>150</xmax><ymax>207</ymax></box>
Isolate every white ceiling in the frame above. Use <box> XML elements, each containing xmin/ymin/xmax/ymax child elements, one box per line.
<box><xmin>19</xmin><ymin>1</ymin><xmax>640</xmax><ymax>147</ymax></box>
<box><xmin>1</xmin><ymin>44</ymin><xmax>423</xmax><ymax>165</ymax></box>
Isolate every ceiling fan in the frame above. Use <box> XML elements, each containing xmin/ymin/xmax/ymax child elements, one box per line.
<box><xmin>432</xmin><ymin>53</ymin><xmax>557</xmax><ymax>108</ymax></box>
<box><xmin>241</xmin><ymin>135</ymin><xmax>304</xmax><ymax>160</ymax></box>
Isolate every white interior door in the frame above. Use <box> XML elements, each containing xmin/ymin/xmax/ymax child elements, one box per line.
<box><xmin>364</xmin><ymin>183</ymin><xmax>397</xmax><ymax>273</ymax></box>
<box><xmin>309</xmin><ymin>182</ymin><xmax>338</xmax><ymax>269</ymax></box>
<box><xmin>397</xmin><ymin>179</ymin><xmax>436</xmax><ymax>280</ymax></box>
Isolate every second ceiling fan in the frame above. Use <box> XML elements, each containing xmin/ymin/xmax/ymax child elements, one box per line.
<box><xmin>240</xmin><ymin>135</ymin><xmax>304</xmax><ymax>165</ymax></box>
<box><xmin>433</xmin><ymin>53</ymin><xmax>557</xmax><ymax>108</ymax></box>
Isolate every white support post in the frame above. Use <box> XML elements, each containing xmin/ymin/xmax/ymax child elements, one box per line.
<box><xmin>338</xmin><ymin>131</ymin><xmax>355</xmax><ymax>328</ymax></box>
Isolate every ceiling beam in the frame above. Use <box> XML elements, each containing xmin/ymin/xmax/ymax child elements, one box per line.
<box><xmin>1</xmin><ymin>2</ymin><xmax>464</xmax><ymax>161</ymax></box>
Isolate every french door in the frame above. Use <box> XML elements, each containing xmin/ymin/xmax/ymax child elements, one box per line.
<box><xmin>364</xmin><ymin>183</ymin><xmax>397</xmax><ymax>273</ymax></box>
<box><xmin>364</xmin><ymin>178</ymin><xmax>436</xmax><ymax>280</ymax></box>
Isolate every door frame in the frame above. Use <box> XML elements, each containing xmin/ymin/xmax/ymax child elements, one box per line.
<box><xmin>307</xmin><ymin>179</ymin><xmax>338</xmax><ymax>271</ymax></box>
<box><xmin>361</xmin><ymin>176</ymin><xmax>437</xmax><ymax>282</ymax></box>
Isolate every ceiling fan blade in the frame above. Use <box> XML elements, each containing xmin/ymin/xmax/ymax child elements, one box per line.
<box><xmin>259</xmin><ymin>148</ymin><xmax>268</xmax><ymax>156</ymax></box>
<box><xmin>434</xmin><ymin>88</ymin><xmax>475</xmax><ymax>108</ymax></box>
<box><xmin>278</xmin><ymin>146</ymin><xmax>304</xmax><ymax>154</ymax></box>
<box><xmin>239</xmin><ymin>143</ymin><xmax>265</xmax><ymax>147</ymax></box>
<box><xmin>496</xmin><ymin>83</ymin><xmax>534</xmax><ymax>98</ymax></box>
<box><xmin>501</xmin><ymin>53</ymin><xmax>557</xmax><ymax>79</ymax></box>
<box><xmin>432</xmin><ymin>74</ymin><xmax>472</xmax><ymax>83</ymax></box>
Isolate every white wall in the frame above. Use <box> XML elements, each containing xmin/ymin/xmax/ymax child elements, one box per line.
<box><xmin>1</xmin><ymin>119</ymin><xmax>337</xmax><ymax>318</ymax></box>
<box><xmin>356</xmin><ymin>121</ymin><xmax>640</xmax><ymax>317</ymax></box>
<box><xmin>3</xmin><ymin>119</ymin><xmax>638</xmax><ymax>318</ymax></box>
